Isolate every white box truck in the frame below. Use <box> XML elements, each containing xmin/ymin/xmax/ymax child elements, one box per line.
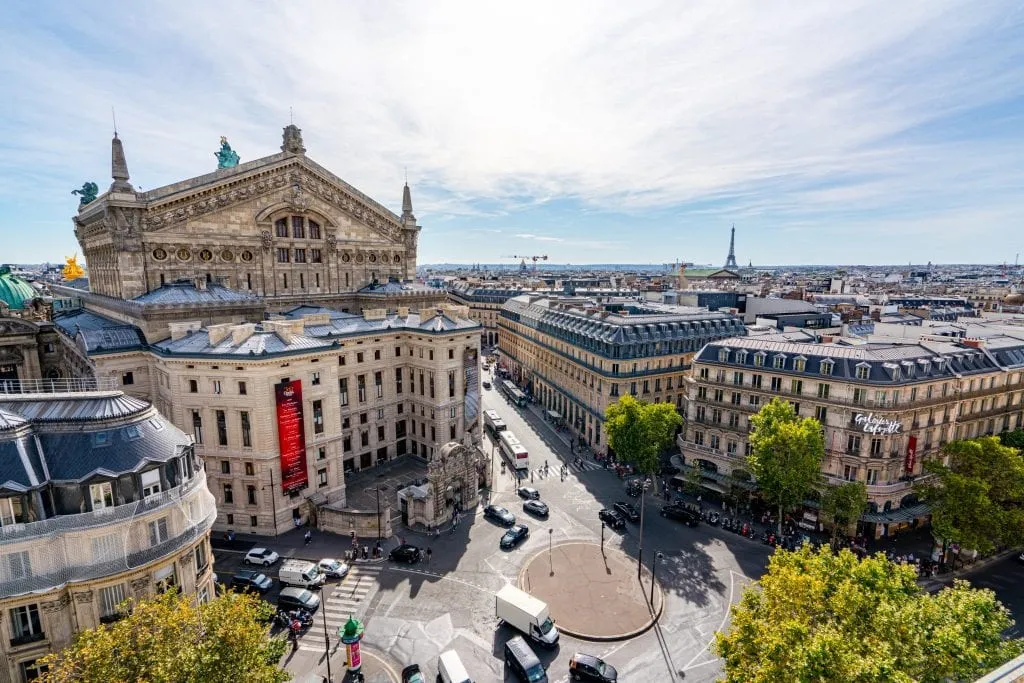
<box><xmin>495</xmin><ymin>584</ymin><xmax>559</xmax><ymax>649</ymax></box>
<box><xmin>278</xmin><ymin>559</ymin><xmax>325</xmax><ymax>589</ymax></box>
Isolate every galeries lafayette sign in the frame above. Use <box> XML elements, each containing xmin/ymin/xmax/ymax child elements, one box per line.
<box><xmin>854</xmin><ymin>413</ymin><xmax>902</xmax><ymax>435</ymax></box>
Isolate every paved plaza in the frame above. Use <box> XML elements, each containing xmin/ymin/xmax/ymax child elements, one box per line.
<box><xmin>519</xmin><ymin>542</ymin><xmax>662</xmax><ymax>640</ymax></box>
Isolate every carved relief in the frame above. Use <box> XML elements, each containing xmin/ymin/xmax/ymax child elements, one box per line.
<box><xmin>41</xmin><ymin>594</ymin><xmax>71</xmax><ymax>613</ymax></box>
<box><xmin>260</xmin><ymin>231</ymin><xmax>273</xmax><ymax>252</ymax></box>
<box><xmin>199</xmin><ymin>249</ymin><xmax>214</xmax><ymax>262</ymax></box>
<box><xmin>241</xmin><ymin>250</ymin><xmax>254</xmax><ymax>262</ymax></box>
<box><xmin>179</xmin><ymin>551</ymin><xmax>194</xmax><ymax>567</ymax></box>
<box><xmin>325</xmin><ymin>235</ymin><xmax>337</xmax><ymax>253</ymax></box>
<box><xmin>221</xmin><ymin>249</ymin><xmax>234</xmax><ymax>262</ymax></box>
<box><xmin>152</xmin><ymin>247</ymin><xmax>167</xmax><ymax>261</ymax></box>
<box><xmin>341</xmin><ymin>253</ymin><xmax>351</xmax><ymax>263</ymax></box>
<box><xmin>176</xmin><ymin>248</ymin><xmax>192</xmax><ymax>261</ymax></box>
<box><xmin>73</xmin><ymin>591</ymin><xmax>94</xmax><ymax>604</ymax></box>
<box><xmin>130</xmin><ymin>577</ymin><xmax>151</xmax><ymax>595</ymax></box>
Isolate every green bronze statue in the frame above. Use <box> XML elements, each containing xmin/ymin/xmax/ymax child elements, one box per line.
<box><xmin>71</xmin><ymin>182</ymin><xmax>99</xmax><ymax>206</ymax></box>
<box><xmin>215</xmin><ymin>136</ymin><xmax>240</xmax><ymax>168</ymax></box>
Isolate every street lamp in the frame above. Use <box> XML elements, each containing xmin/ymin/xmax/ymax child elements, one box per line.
<box><xmin>650</xmin><ymin>551</ymin><xmax>664</xmax><ymax>605</ymax></box>
<box><xmin>548</xmin><ymin>529</ymin><xmax>554</xmax><ymax>575</ymax></box>
<box><xmin>262</xmin><ymin>468</ymin><xmax>279</xmax><ymax>536</ymax></box>
<box><xmin>321</xmin><ymin>593</ymin><xmax>332</xmax><ymax>683</ymax></box>
<box><xmin>637</xmin><ymin>476</ymin><xmax>651</xmax><ymax>580</ymax></box>
<box><xmin>375</xmin><ymin>485</ymin><xmax>381</xmax><ymax>541</ymax></box>
<box><xmin>600</xmin><ymin>522</ymin><xmax>606</xmax><ymax>553</ymax></box>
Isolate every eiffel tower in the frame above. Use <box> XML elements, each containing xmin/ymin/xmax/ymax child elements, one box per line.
<box><xmin>724</xmin><ymin>224</ymin><xmax>738</xmax><ymax>269</ymax></box>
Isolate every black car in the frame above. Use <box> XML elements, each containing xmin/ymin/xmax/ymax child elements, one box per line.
<box><xmin>613</xmin><ymin>502</ymin><xmax>640</xmax><ymax>523</ymax></box>
<box><xmin>569</xmin><ymin>653</ymin><xmax>618</xmax><ymax>682</ymax></box>
<box><xmin>523</xmin><ymin>499</ymin><xmax>549</xmax><ymax>518</ymax></box>
<box><xmin>598</xmin><ymin>508</ymin><xmax>626</xmax><ymax>530</ymax></box>
<box><xmin>625</xmin><ymin>480</ymin><xmax>644</xmax><ymax>498</ymax></box>
<box><xmin>389</xmin><ymin>544</ymin><xmax>423</xmax><ymax>564</ymax></box>
<box><xmin>500</xmin><ymin>524</ymin><xmax>530</xmax><ymax>549</ymax></box>
<box><xmin>482</xmin><ymin>381</ymin><xmax>492</xmax><ymax>390</ymax></box>
<box><xmin>229</xmin><ymin>571</ymin><xmax>273</xmax><ymax>595</ymax></box>
<box><xmin>401</xmin><ymin>664</ymin><xmax>426</xmax><ymax>683</ymax></box>
<box><xmin>661</xmin><ymin>504</ymin><xmax>700</xmax><ymax>527</ymax></box>
<box><xmin>516</xmin><ymin>486</ymin><xmax>541</xmax><ymax>500</ymax></box>
<box><xmin>484</xmin><ymin>504</ymin><xmax>516</xmax><ymax>527</ymax></box>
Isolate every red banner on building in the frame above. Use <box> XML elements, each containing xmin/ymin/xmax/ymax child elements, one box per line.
<box><xmin>905</xmin><ymin>435</ymin><xmax>917</xmax><ymax>475</ymax></box>
<box><xmin>275</xmin><ymin>380</ymin><xmax>309</xmax><ymax>495</ymax></box>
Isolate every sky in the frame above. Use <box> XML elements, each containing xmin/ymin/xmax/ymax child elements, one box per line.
<box><xmin>1</xmin><ymin>1</ymin><xmax>1022</xmax><ymax>267</ymax></box>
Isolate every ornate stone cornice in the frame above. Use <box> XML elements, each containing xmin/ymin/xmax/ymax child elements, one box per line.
<box><xmin>73</xmin><ymin>590</ymin><xmax>94</xmax><ymax>604</ymax></box>
<box><xmin>41</xmin><ymin>594</ymin><xmax>71</xmax><ymax>613</ymax></box>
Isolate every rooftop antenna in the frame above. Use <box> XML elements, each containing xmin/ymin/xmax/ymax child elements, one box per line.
<box><xmin>405</xmin><ymin>166</ymin><xmax>408</xmax><ymax>184</ymax></box>
<box><xmin>111</xmin><ymin>106</ymin><xmax>118</xmax><ymax>136</ymax></box>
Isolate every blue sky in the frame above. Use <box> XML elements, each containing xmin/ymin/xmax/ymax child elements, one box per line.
<box><xmin>1</xmin><ymin>1</ymin><xmax>1022</xmax><ymax>266</ymax></box>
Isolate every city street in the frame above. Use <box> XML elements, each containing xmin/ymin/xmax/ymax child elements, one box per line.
<box><xmin>237</xmin><ymin>370</ymin><xmax>774</xmax><ymax>682</ymax></box>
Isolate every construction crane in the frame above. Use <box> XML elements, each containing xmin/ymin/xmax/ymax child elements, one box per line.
<box><xmin>502</xmin><ymin>255</ymin><xmax>548</xmax><ymax>273</ymax></box>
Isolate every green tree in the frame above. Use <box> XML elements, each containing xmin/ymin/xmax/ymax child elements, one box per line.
<box><xmin>999</xmin><ymin>429</ymin><xmax>1024</xmax><ymax>451</ymax></box>
<box><xmin>820</xmin><ymin>480</ymin><xmax>868</xmax><ymax>547</ymax></box>
<box><xmin>917</xmin><ymin>435</ymin><xmax>1024</xmax><ymax>554</ymax></box>
<box><xmin>747</xmin><ymin>398</ymin><xmax>824</xmax><ymax>535</ymax></box>
<box><xmin>714</xmin><ymin>544</ymin><xmax>1023</xmax><ymax>683</ymax></box>
<box><xmin>604</xmin><ymin>394</ymin><xmax>682</xmax><ymax>479</ymax></box>
<box><xmin>39</xmin><ymin>589</ymin><xmax>289</xmax><ymax>683</ymax></box>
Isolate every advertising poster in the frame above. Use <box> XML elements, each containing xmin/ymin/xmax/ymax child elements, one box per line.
<box><xmin>275</xmin><ymin>379</ymin><xmax>309</xmax><ymax>495</ymax></box>
<box><xmin>905</xmin><ymin>435</ymin><xmax>917</xmax><ymax>475</ymax></box>
<box><xmin>464</xmin><ymin>348</ymin><xmax>480</xmax><ymax>426</ymax></box>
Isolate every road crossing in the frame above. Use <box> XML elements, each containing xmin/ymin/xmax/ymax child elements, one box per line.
<box><xmin>295</xmin><ymin>563</ymin><xmax>384</xmax><ymax>652</ymax></box>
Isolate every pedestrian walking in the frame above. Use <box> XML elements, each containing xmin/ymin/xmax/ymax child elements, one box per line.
<box><xmin>362</xmin><ymin>545</ymin><xmax>369</xmax><ymax>560</ymax></box>
<box><xmin>426</xmin><ymin>547</ymin><xmax>432</xmax><ymax>564</ymax></box>
<box><xmin>304</xmin><ymin>529</ymin><xmax>312</xmax><ymax>545</ymax></box>
<box><xmin>290</xmin><ymin>630</ymin><xmax>298</xmax><ymax>653</ymax></box>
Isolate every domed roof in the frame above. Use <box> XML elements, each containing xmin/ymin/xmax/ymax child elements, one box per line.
<box><xmin>0</xmin><ymin>266</ymin><xmax>36</xmax><ymax>311</ymax></box>
<box><xmin>1003</xmin><ymin>293</ymin><xmax>1024</xmax><ymax>306</ymax></box>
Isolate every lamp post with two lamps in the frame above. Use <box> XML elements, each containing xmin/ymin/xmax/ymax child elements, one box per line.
<box><xmin>650</xmin><ymin>551</ymin><xmax>664</xmax><ymax>605</ymax></box>
<box><xmin>636</xmin><ymin>476</ymin><xmax>652</xmax><ymax>579</ymax></box>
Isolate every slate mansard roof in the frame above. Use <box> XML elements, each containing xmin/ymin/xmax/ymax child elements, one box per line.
<box><xmin>695</xmin><ymin>335</ymin><xmax>1024</xmax><ymax>385</ymax></box>
<box><xmin>53</xmin><ymin>308</ymin><xmax>147</xmax><ymax>353</ymax></box>
<box><xmin>501</xmin><ymin>295</ymin><xmax>745</xmax><ymax>357</ymax></box>
<box><xmin>0</xmin><ymin>392</ymin><xmax>191</xmax><ymax>493</ymax></box>
<box><xmin>151</xmin><ymin>305</ymin><xmax>479</xmax><ymax>358</ymax></box>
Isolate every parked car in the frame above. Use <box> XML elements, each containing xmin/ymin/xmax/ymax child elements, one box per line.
<box><xmin>389</xmin><ymin>544</ymin><xmax>423</xmax><ymax>564</ymax></box>
<box><xmin>598</xmin><ymin>508</ymin><xmax>626</xmax><ymax>530</ymax></box>
<box><xmin>229</xmin><ymin>571</ymin><xmax>273</xmax><ymax>595</ymax></box>
<box><xmin>484</xmin><ymin>504</ymin><xmax>517</xmax><ymax>527</ymax></box>
<box><xmin>277</xmin><ymin>587</ymin><xmax>321</xmax><ymax>613</ymax></box>
<box><xmin>401</xmin><ymin>664</ymin><xmax>426</xmax><ymax>683</ymax></box>
<box><xmin>482</xmin><ymin>380</ymin><xmax>492</xmax><ymax>390</ymax></box>
<box><xmin>613</xmin><ymin>502</ymin><xmax>640</xmax><ymax>523</ymax></box>
<box><xmin>517</xmin><ymin>486</ymin><xmax>541</xmax><ymax>500</ymax></box>
<box><xmin>660</xmin><ymin>504</ymin><xmax>700</xmax><ymax>527</ymax></box>
<box><xmin>317</xmin><ymin>558</ymin><xmax>349</xmax><ymax>579</ymax></box>
<box><xmin>243</xmin><ymin>547</ymin><xmax>280</xmax><ymax>567</ymax></box>
<box><xmin>1017</xmin><ymin>551</ymin><xmax>1024</xmax><ymax>565</ymax></box>
<box><xmin>523</xmin><ymin>499</ymin><xmax>549</xmax><ymax>518</ymax></box>
<box><xmin>500</xmin><ymin>524</ymin><xmax>530</xmax><ymax>549</ymax></box>
<box><xmin>569</xmin><ymin>653</ymin><xmax>618</xmax><ymax>682</ymax></box>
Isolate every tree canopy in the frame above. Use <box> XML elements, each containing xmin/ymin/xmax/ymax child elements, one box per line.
<box><xmin>39</xmin><ymin>589</ymin><xmax>289</xmax><ymax>683</ymax></box>
<box><xmin>820</xmin><ymin>480</ymin><xmax>868</xmax><ymax>546</ymax></box>
<box><xmin>747</xmin><ymin>398</ymin><xmax>824</xmax><ymax>533</ymax></box>
<box><xmin>917</xmin><ymin>435</ymin><xmax>1024</xmax><ymax>554</ymax></box>
<box><xmin>604</xmin><ymin>394</ymin><xmax>682</xmax><ymax>475</ymax></box>
<box><xmin>714</xmin><ymin>544</ymin><xmax>1023</xmax><ymax>683</ymax></box>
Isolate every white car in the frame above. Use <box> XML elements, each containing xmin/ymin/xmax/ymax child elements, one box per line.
<box><xmin>318</xmin><ymin>558</ymin><xmax>350</xmax><ymax>579</ymax></box>
<box><xmin>243</xmin><ymin>547</ymin><xmax>280</xmax><ymax>567</ymax></box>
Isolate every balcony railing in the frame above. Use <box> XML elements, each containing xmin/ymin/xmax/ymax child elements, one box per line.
<box><xmin>0</xmin><ymin>376</ymin><xmax>119</xmax><ymax>394</ymax></box>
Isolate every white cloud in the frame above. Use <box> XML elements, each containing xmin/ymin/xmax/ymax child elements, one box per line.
<box><xmin>0</xmin><ymin>0</ymin><xmax>1021</xmax><ymax>262</ymax></box>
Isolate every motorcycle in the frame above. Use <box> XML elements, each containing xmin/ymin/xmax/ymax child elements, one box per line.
<box><xmin>708</xmin><ymin>512</ymin><xmax>720</xmax><ymax>526</ymax></box>
<box><xmin>289</xmin><ymin>609</ymin><xmax>313</xmax><ymax>628</ymax></box>
<box><xmin>273</xmin><ymin>611</ymin><xmax>291</xmax><ymax>629</ymax></box>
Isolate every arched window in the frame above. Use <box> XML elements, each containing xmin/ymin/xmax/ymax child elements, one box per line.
<box><xmin>308</xmin><ymin>220</ymin><xmax>321</xmax><ymax>239</ymax></box>
<box><xmin>292</xmin><ymin>216</ymin><xmax>305</xmax><ymax>239</ymax></box>
<box><xmin>275</xmin><ymin>218</ymin><xmax>288</xmax><ymax>238</ymax></box>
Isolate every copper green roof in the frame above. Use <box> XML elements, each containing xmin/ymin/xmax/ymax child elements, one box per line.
<box><xmin>0</xmin><ymin>266</ymin><xmax>36</xmax><ymax>310</ymax></box>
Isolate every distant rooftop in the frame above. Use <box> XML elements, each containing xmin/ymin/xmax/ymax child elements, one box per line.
<box><xmin>133</xmin><ymin>279</ymin><xmax>260</xmax><ymax>305</ymax></box>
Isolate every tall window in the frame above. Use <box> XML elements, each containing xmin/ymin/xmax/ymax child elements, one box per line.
<box><xmin>238</xmin><ymin>381</ymin><xmax>247</xmax><ymax>395</ymax></box>
<box><xmin>357</xmin><ymin>375</ymin><xmax>366</xmax><ymax>402</ymax></box>
<box><xmin>313</xmin><ymin>400</ymin><xmax>324</xmax><ymax>435</ymax></box>
<box><xmin>90</xmin><ymin>482</ymin><xmax>114</xmax><ymax>510</ymax></box>
<box><xmin>275</xmin><ymin>218</ymin><xmax>288</xmax><ymax>238</ymax></box>
<box><xmin>448</xmin><ymin>370</ymin><xmax>456</xmax><ymax>398</ymax></box>
<box><xmin>395</xmin><ymin>368</ymin><xmax>403</xmax><ymax>394</ymax></box>
<box><xmin>99</xmin><ymin>584</ymin><xmax>127</xmax><ymax>620</ymax></box>
<box><xmin>276</xmin><ymin>247</ymin><xmax>290</xmax><ymax>263</ymax></box>
<box><xmin>216</xmin><ymin>410</ymin><xmax>227</xmax><ymax>446</ymax></box>
<box><xmin>247</xmin><ymin>485</ymin><xmax>257</xmax><ymax>505</ymax></box>
<box><xmin>294</xmin><ymin>248</ymin><xmax>307</xmax><ymax>263</ymax></box>
<box><xmin>309</xmin><ymin>221</ymin><xmax>321</xmax><ymax>239</ymax></box>
<box><xmin>241</xmin><ymin>411</ymin><xmax>252</xmax><ymax>447</ymax></box>
<box><xmin>339</xmin><ymin>378</ymin><xmax>349</xmax><ymax>406</ymax></box>
<box><xmin>223</xmin><ymin>484</ymin><xmax>233</xmax><ymax>504</ymax></box>
<box><xmin>375</xmin><ymin>372</ymin><xmax>383</xmax><ymax>399</ymax></box>
<box><xmin>292</xmin><ymin>216</ymin><xmax>305</xmax><ymax>238</ymax></box>
<box><xmin>8</xmin><ymin>550</ymin><xmax>31</xmax><ymax>580</ymax></box>
<box><xmin>9</xmin><ymin>604</ymin><xmax>43</xmax><ymax>644</ymax></box>
<box><xmin>429</xmin><ymin>372</ymin><xmax>435</xmax><ymax>399</ymax></box>
<box><xmin>311</xmin><ymin>248</ymin><xmax>322</xmax><ymax>263</ymax></box>
<box><xmin>141</xmin><ymin>469</ymin><xmax>161</xmax><ymax>498</ymax></box>
<box><xmin>148</xmin><ymin>517</ymin><xmax>169</xmax><ymax>546</ymax></box>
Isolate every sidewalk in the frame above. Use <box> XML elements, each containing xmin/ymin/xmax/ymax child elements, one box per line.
<box><xmin>283</xmin><ymin>640</ymin><xmax>401</xmax><ymax>683</ymax></box>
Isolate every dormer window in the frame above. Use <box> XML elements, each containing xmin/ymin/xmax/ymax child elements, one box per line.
<box><xmin>855</xmin><ymin>363</ymin><xmax>871</xmax><ymax>380</ymax></box>
<box><xmin>718</xmin><ymin>348</ymin><xmax>731</xmax><ymax>363</ymax></box>
<box><xmin>736</xmin><ymin>350</ymin><xmax>748</xmax><ymax>364</ymax></box>
<box><xmin>793</xmin><ymin>356</ymin><xmax>807</xmax><ymax>372</ymax></box>
<box><xmin>819</xmin><ymin>359</ymin><xmax>834</xmax><ymax>376</ymax></box>
<box><xmin>773</xmin><ymin>355</ymin><xmax>786</xmax><ymax>369</ymax></box>
<box><xmin>754</xmin><ymin>351</ymin><xmax>766</xmax><ymax>367</ymax></box>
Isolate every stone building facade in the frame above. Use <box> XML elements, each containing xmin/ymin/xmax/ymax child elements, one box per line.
<box><xmin>497</xmin><ymin>295</ymin><xmax>745</xmax><ymax>449</ymax></box>
<box><xmin>75</xmin><ymin>305</ymin><xmax>481</xmax><ymax>536</ymax></box>
<box><xmin>0</xmin><ymin>390</ymin><xmax>214</xmax><ymax>683</ymax></box>
<box><xmin>681</xmin><ymin>335</ymin><xmax>1024</xmax><ymax>535</ymax></box>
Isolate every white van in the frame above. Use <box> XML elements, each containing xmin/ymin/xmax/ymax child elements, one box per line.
<box><xmin>437</xmin><ymin>649</ymin><xmax>472</xmax><ymax>683</ymax></box>
<box><xmin>278</xmin><ymin>559</ymin><xmax>324</xmax><ymax>589</ymax></box>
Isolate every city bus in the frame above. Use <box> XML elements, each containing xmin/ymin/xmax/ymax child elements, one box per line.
<box><xmin>498</xmin><ymin>430</ymin><xmax>530</xmax><ymax>472</ymax></box>
<box><xmin>501</xmin><ymin>380</ymin><xmax>528</xmax><ymax>408</ymax></box>
<box><xmin>484</xmin><ymin>409</ymin><xmax>507</xmax><ymax>433</ymax></box>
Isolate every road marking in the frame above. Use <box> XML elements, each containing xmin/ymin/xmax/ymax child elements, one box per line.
<box><xmin>682</xmin><ymin>569</ymin><xmax>748</xmax><ymax>672</ymax></box>
<box><xmin>388</xmin><ymin>565</ymin><xmax>494</xmax><ymax>593</ymax></box>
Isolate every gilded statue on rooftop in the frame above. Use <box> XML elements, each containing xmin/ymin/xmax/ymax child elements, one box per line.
<box><xmin>215</xmin><ymin>136</ymin><xmax>240</xmax><ymax>169</ymax></box>
<box><xmin>63</xmin><ymin>254</ymin><xmax>85</xmax><ymax>281</ymax></box>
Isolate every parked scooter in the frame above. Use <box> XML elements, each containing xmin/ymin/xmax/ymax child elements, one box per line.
<box><xmin>708</xmin><ymin>512</ymin><xmax>720</xmax><ymax>526</ymax></box>
<box><xmin>289</xmin><ymin>609</ymin><xmax>313</xmax><ymax>628</ymax></box>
